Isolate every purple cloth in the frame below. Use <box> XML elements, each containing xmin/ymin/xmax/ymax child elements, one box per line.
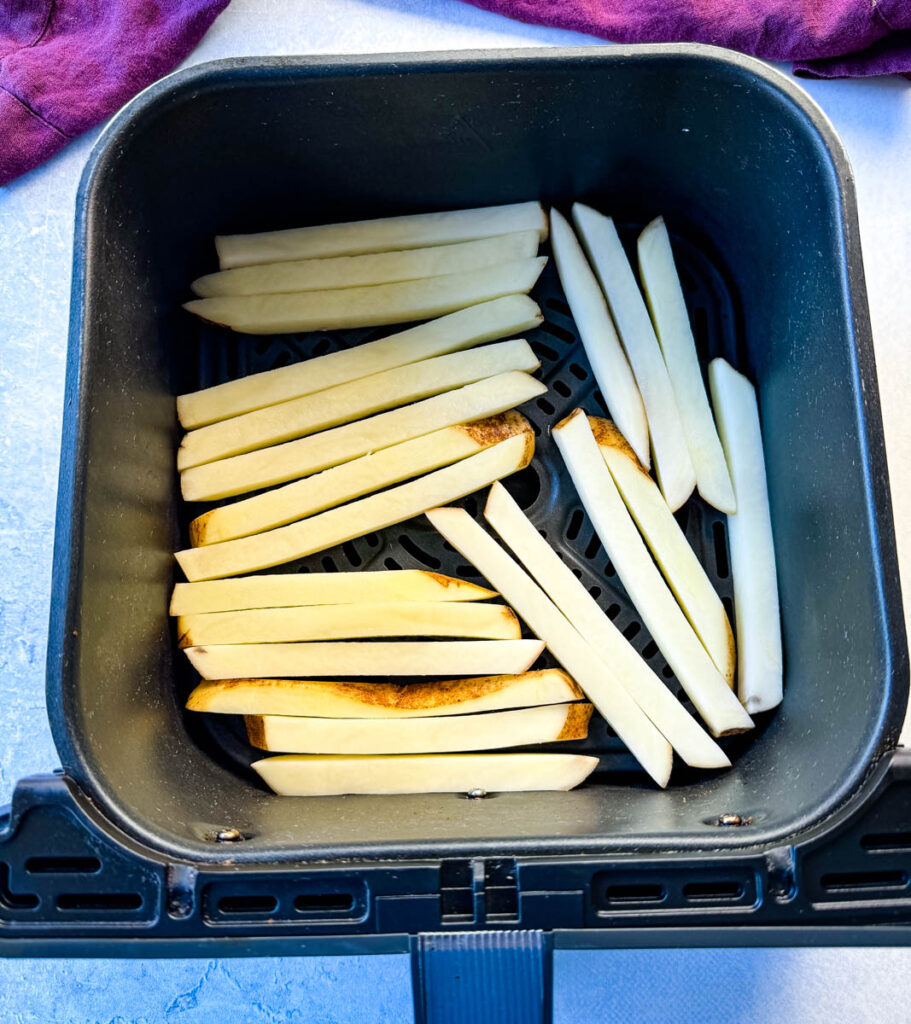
<box><xmin>0</xmin><ymin>0</ymin><xmax>229</xmax><ymax>185</ymax></box>
<box><xmin>463</xmin><ymin>0</ymin><xmax>911</xmax><ymax>79</ymax></box>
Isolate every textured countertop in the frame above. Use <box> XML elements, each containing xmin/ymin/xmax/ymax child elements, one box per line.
<box><xmin>1</xmin><ymin>0</ymin><xmax>909</xmax><ymax>1020</ymax></box>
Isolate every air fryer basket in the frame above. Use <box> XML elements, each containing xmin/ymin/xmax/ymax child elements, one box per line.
<box><xmin>46</xmin><ymin>47</ymin><xmax>907</xmax><ymax>864</ymax></box>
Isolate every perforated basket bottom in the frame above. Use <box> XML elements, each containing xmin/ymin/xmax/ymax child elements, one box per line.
<box><xmin>179</xmin><ymin>226</ymin><xmax>766</xmax><ymax>786</ymax></box>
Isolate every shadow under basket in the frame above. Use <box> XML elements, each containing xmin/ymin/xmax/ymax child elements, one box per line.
<box><xmin>31</xmin><ymin>45</ymin><xmax>906</xmax><ymax>899</ymax></box>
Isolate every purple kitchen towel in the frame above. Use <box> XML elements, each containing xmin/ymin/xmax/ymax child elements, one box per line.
<box><xmin>462</xmin><ymin>0</ymin><xmax>911</xmax><ymax>79</ymax></box>
<box><xmin>0</xmin><ymin>0</ymin><xmax>230</xmax><ymax>185</ymax></box>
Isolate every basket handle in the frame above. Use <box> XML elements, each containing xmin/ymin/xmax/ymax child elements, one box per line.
<box><xmin>412</xmin><ymin>929</ymin><xmax>552</xmax><ymax>1024</ymax></box>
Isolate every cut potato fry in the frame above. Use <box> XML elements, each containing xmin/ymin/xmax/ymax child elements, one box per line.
<box><xmin>572</xmin><ymin>205</ymin><xmax>695</xmax><ymax>511</ymax></box>
<box><xmin>181</xmin><ymin>371</ymin><xmax>546</xmax><ymax>501</ymax></box>
<box><xmin>589</xmin><ymin>416</ymin><xmax>735</xmax><ymax>687</ymax></box>
<box><xmin>191</xmin><ymin>413</ymin><xmax>531</xmax><ymax>545</ymax></box>
<box><xmin>552</xmin><ymin>410</ymin><xmax>753</xmax><ymax>737</ymax></box>
<box><xmin>549</xmin><ymin>209</ymin><xmax>649</xmax><ymax>467</ymax></box>
<box><xmin>177</xmin><ymin>339</ymin><xmax>538</xmax><ymax>470</ymax></box>
<box><xmin>426</xmin><ymin>506</ymin><xmax>673</xmax><ymax>788</ymax></box>
<box><xmin>709</xmin><ymin>358</ymin><xmax>783</xmax><ymax>714</ymax></box>
<box><xmin>177</xmin><ymin>294</ymin><xmax>543</xmax><ymax>429</ymax></box>
<box><xmin>483</xmin><ymin>482</ymin><xmax>728</xmax><ymax>769</ymax></box>
<box><xmin>177</xmin><ymin>432</ymin><xmax>534</xmax><ymax>580</ymax></box>
<box><xmin>252</xmin><ymin>752</ymin><xmax>599</xmax><ymax>796</ymax></box>
<box><xmin>637</xmin><ymin>218</ymin><xmax>736</xmax><ymax>513</ymax></box>
<box><xmin>216</xmin><ymin>201</ymin><xmax>548</xmax><ymax>269</ymax></box>
<box><xmin>246</xmin><ymin>702</ymin><xmax>593</xmax><ymax>755</ymax></box>
<box><xmin>193</xmin><ymin>231</ymin><xmax>540</xmax><ymax>297</ymax></box>
<box><xmin>185</xmin><ymin>669</ymin><xmax>582</xmax><ymax>718</ymax></box>
<box><xmin>177</xmin><ymin>601</ymin><xmax>521</xmax><ymax>647</ymax></box>
<box><xmin>184</xmin><ymin>258</ymin><xmax>547</xmax><ymax>335</ymax></box>
<box><xmin>170</xmin><ymin>570</ymin><xmax>495</xmax><ymax>616</ymax></box>
<box><xmin>184</xmin><ymin>639</ymin><xmax>545</xmax><ymax>680</ymax></box>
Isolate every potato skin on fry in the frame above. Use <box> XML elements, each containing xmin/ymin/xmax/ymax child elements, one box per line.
<box><xmin>185</xmin><ymin>669</ymin><xmax>583</xmax><ymax>718</ymax></box>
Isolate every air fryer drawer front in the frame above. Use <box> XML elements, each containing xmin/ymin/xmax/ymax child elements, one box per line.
<box><xmin>1</xmin><ymin>761</ymin><xmax>910</xmax><ymax>951</ymax></box>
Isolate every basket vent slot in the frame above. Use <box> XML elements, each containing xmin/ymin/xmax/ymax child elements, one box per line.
<box><xmin>566</xmin><ymin>508</ymin><xmax>584</xmax><ymax>541</ymax></box>
<box><xmin>217</xmin><ymin>893</ymin><xmax>278</xmax><ymax>915</ymax></box>
<box><xmin>293</xmin><ymin>892</ymin><xmax>355</xmax><ymax>914</ymax></box>
<box><xmin>712</xmin><ymin>520</ymin><xmax>730</xmax><ymax>579</ymax></box>
<box><xmin>26</xmin><ymin>856</ymin><xmax>101</xmax><ymax>874</ymax></box>
<box><xmin>603</xmin><ymin>883</ymin><xmax>666</xmax><ymax>905</ymax></box>
<box><xmin>399</xmin><ymin>534</ymin><xmax>441</xmax><ymax>569</ymax></box>
<box><xmin>532</xmin><ymin>340</ymin><xmax>559</xmax><ymax>362</ymax></box>
<box><xmin>722</xmin><ymin>596</ymin><xmax>734</xmax><ymax>623</ymax></box>
<box><xmin>540</xmin><ymin>320</ymin><xmax>575</xmax><ymax>346</ymax></box>
<box><xmin>861</xmin><ymin>832</ymin><xmax>911</xmax><ymax>852</ymax></box>
<box><xmin>683</xmin><ymin>880</ymin><xmax>744</xmax><ymax>902</ymax></box>
<box><xmin>341</xmin><ymin>541</ymin><xmax>362</xmax><ymax>566</ymax></box>
<box><xmin>820</xmin><ymin>870</ymin><xmax>909</xmax><ymax>893</ymax></box>
<box><xmin>622</xmin><ymin>621</ymin><xmax>641</xmax><ymax>642</ymax></box>
<box><xmin>56</xmin><ymin>892</ymin><xmax>143</xmax><ymax>911</ymax></box>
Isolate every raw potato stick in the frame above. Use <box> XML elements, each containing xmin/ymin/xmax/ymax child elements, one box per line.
<box><xmin>170</xmin><ymin>570</ymin><xmax>495</xmax><ymax>615</ymax></box>
<box><xmin>177</xmin><ymin>601</ymin><xmax>521</xmax><ymax>647</ymax></box>
<box><xmin>184</xmin><ymin>258</ymin><xmax>547</xmax><ymax>334</ymax></box>
<box><xmin>177</xmin><ymin>294</ymin><xmax>543</xmax><ymax>429</ymax></box>
<box><xmin>252</xmin><ymin>752</ymin><xmax>599</xmax><ymax>796</ymax></box>
<box><xmin>709</xmin><ymin>358</ymin><xmax>783</xmax><ymax>714</ymax></box>
<box><xmin>190</xmin><ymin>413</ymin><xmax>530</xmax><ymax>545</ymax></box>
<box><xmin>176</xmin><ymin>432</ymin><xmax>534</xmax><ymax>580</ymax></box>
<box><xmin>549</xmin><ymin>209</ymin><xmax>649</xmax><ymax>467</ymax></box>
<box><xmin>426</xmin><ymin>506</ymin><xmax>673</xmax><ymax>787</ymax></box>
<box><xmin>184</xmin><ymin>639</ymin><xmax>546</xmax><ymax>680</ymax></box>
<box><xmin>177</xmin><ymin>339</ymin><xmax>538</xmax><ymax>470</ymax></box>
<box><xmin>637</xmin><ymin>218</ymin><xmax>736</xmax><ymax>513</ymax></box>
<box><xmin>246</xmin><ymin>702</ymin><xmax>593</xmax><ymax>755</ymax></box>
<box><xmin>483</xmin><ymin>483</ymin><xmax>728</xmax><ymax>768</ymax></box>
<box><xmin>589</xmin><ymin>416</ymin><xmax>735</xmax><ymax>687</ymax></box>
<box><xmin>572</xmin><ymin>204</ymin><xmax>695</xmax><ymax>511</ymax></box>
<box><xmin>185</xmin><ymin>669</ymin><xmax>583</xmax><ymax>718</ymax></box>
<box><xmin>193</xmin><ymin>231</ymin><xmax>540</xmax><ymax>297</ymax></box>
<box><xmin>181</xmin><ymin>371</ymin><xmax>546</xmax><ymax>501</ymax></box>
<box><xmin>216</xmin><ymin>201</ymin><xmax>548</xmax><ymax>268</ymax></box>
<box><xmin>552</xmin><ymin>410</ymin><xmax>753</xmax><ymax>737</ymax></box>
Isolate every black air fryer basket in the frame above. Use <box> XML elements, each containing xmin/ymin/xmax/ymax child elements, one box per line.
<box><xmin>1</xmin><ymin>46</ymin><xmax>908</xmax><ymax>969</ymax></box>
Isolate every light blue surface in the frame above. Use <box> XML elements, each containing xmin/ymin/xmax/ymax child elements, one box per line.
<box><xmin>0</xmin><ymin>956</ymin><xmax>415</xmax><ymax>1023</ymax></box>
<box><xmin>1</xmin><ymin>0</ymin><xmax>910</xmax><ymax>1020</ymax></box>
